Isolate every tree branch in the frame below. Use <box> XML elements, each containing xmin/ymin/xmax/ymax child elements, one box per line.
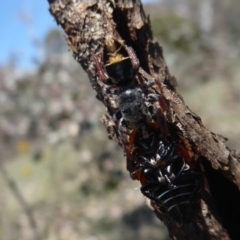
<box><xmin>48</xmin><ymin>0</ymin><xmax>240</xmax><ymax>239</ymax></box>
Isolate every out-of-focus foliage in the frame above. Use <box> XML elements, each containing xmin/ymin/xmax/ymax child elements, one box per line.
<box><xmin>0</xmin><ymin>1</ymin><xmax>240</xmax><ymax>240</ymax></box>
<box><xmin>0</xmin><ymin>29</ymin><xmax>102</xmax><ymax>158</ymax></box>
<box><xmin>44</xmin><ymin>29</ymin><xmax>67</xmax><ymax>56</ymax></box>
<box><xmin>152</xmin><ymin>13</ymin><xmax>202</xmax><ymax>53</ymax></box>
<box><xmin>0</xmin><ymin>28</ymin><xmax>170</xmax><ymax>240</ymax></box>
<box><xmin>145</xmin><ymin>0</ymin><xmax>240</xmax><ymax>149</ymax></box>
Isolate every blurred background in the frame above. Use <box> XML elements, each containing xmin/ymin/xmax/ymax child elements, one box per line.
<box><xmin>0</xmin><ymin>0</ymin><xmax>239</xmax><ymax>239</ymax></box>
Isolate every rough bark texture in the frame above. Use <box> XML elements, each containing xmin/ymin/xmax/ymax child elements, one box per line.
<box><xmin>48</xmin><ymin>0</ymin><xmax>240</xmax><ymax>239</ymax></box>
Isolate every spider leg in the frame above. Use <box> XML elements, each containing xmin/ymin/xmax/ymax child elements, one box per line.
<box><xmin>118</xmin><ymin>118</ymin><xmax>138</xmax><ymax>157</ymax></box>
<box><xmin>125</xmin><ymin>46</ymin><xmax>140</xmax><ymax>72</ymax></box>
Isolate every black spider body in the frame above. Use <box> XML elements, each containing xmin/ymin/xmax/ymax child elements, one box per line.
<box><xmin>117</xmin><ymin>88</ymin><xmax>148</xmax><ymax>124</ymax></box>
<box><xmin>141</xmin><ymin>158</ymin><xmax>202</xmax><ymax>223</ymax></box>
<box><xmin>116</xmin><ymin>87</ymin><xmax>161</xmax><ymax>127</ymax></box>
<box><xmin>133</xmin><ymin>126</ymin><xmax>177</xmax><ymax>168</ymax></box>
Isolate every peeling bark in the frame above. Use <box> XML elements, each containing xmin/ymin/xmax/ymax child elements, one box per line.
<box><xmin>48</xmin><ymin>0</ymin><xmax>240</xmax><ymax>239</ymax></box>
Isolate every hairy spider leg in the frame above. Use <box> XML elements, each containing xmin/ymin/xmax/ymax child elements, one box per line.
<box><xmin>124</xmin><ymin>46</ymin><xmax>140</xmax><ymax>72</ymax></box>
<box><xmin>118</xmin><ymin>119</ymin><xmax>139</xmax><ymax>157</ymax></box>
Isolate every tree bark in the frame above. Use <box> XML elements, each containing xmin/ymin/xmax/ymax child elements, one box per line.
<box><xmin>48</xmin><ymin>0</ymin><xmax>240</xmax><ymax>239</ymax></box>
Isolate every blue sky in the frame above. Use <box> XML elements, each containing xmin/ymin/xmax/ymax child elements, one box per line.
<box><xmin>0</xmin><ymin>1</ymin><xmax>56</xmax><ymax>70</ymax></box>
<box><xmin>0</xmin><ymin>0</ymin><xmax>158</xmax><ymax>71</ymax></box>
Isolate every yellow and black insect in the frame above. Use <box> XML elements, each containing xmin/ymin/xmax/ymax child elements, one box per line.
<box><xmin>94</xmin><ymin>36</ymin><xmax>139</xmax><ymax>86</ymax></box>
